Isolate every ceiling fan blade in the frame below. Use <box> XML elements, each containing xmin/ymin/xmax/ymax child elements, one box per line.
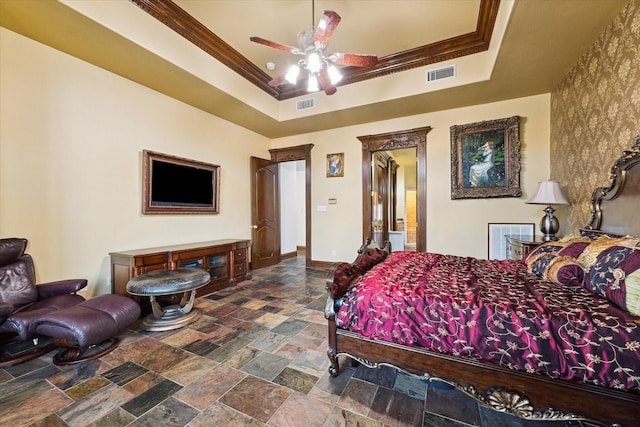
<box><xmin>268</xmin><ymin>72</ymin><xmax>288</xmax><ymax>87</ymax></box>
<box><xmin>330</xmin><ymin>53</ymin><xmax>379</xmax><ymax>67</ymax></box>
<box><xmin>318</xmin><ymin>70</ymin><xmax>337</xmax><ymax>95</ymax></box>
<box><xmin>250</xmin><ymin>36</ymin><xmax>300</xmax><ymax>54</ymax></box>
<box><xmin>313</xmin><ymin>10</ymin><xmax>341</xmax><ymax>49</ymax></box>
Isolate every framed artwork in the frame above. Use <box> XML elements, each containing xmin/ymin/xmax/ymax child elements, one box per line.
<box><xmin>488</xmin><ymin>222</ymin><xmax>534</xmax><ymax>260</ymax></box>
<box><xmin>450</xmin><ymin>116</ymin><xmax>521</xmax><ymax>199</ymax></box>
<box><xmin>326</xmin><ymin>153</ymin><xmax>344</xmax><ymax>177</ymax></box>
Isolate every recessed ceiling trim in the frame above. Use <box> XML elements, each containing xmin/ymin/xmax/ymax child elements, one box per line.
<box><xmin>130</xmin><ymin>0</ymin><xmax>278</xmax><ymax>97</ymax></box>
<box><xmin>130</xmin><ymin>0</ymin><xmax>499</xmax><ymax>101</ymax></box>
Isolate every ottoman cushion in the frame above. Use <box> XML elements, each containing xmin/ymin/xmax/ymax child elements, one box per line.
<box><xmin>34</xmin><ymin>294</ymin><xmax>140</xmax><ymax>348</ymax></box>
<box><xmin>126</xmin><ymin>268</ymin><xmax>210</xmax><ymax>296</ymax></box>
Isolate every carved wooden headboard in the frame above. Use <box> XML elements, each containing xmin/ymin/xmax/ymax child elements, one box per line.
<box><xmin>585</xmin><ymin>136</ymin><xmax>640</xmax><ymax>236</ymax></box>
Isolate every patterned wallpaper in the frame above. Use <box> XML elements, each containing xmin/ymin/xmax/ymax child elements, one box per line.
<box><xmin>550</xmin><ymin>0</ymin><xmax>640</xmax><ymax>232</ymax></box>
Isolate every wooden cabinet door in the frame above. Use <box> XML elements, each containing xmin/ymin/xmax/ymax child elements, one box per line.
<box><xmin>206</xmin><ymin>253</ymin><xmax>229</xmax><ymax>282</ymax></box>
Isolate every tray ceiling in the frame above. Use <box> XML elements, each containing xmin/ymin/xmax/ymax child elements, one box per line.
<box><xmin>0</xmin><ymin>0</ymin><xmax>629</xmax><ymax>138</ymax></box>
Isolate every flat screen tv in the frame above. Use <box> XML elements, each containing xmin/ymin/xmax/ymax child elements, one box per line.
<box><xmin>142</xmin><ymin>150</ymin><xmax>220</xmax><ymax>214</ymax></box>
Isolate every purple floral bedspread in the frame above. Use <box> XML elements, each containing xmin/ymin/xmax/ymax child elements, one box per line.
<box><xmin>335</xmin><ymin>251</ymin><xmax>640</xmax><ymax>391</ymax></box>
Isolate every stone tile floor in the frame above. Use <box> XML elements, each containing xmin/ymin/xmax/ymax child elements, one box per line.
<box><xmin>0</xmin><ymin>254</ymin><xmax>602</xmax><ymax>426</ymax></box>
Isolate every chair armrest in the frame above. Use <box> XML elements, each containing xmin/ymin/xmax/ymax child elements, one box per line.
<box><xmin>0</xmin><ymin>302</ymin><xmax>14</xmax><ymax>314</ymax></box>
<box><xmin>36</xmin><ymin>279</ymin><xmax>88</xmax><ymax>299</ymax></box>
<box><xmin>0</xmin><ymin>302</ymin><xmax>14</xmax><ymax>323</ymax></box>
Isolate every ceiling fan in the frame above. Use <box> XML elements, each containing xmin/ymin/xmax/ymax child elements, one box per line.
<box><xmin>250</xmin><ymin>10</ymin><xmax>378</xmax><ymax>95</ymax></box>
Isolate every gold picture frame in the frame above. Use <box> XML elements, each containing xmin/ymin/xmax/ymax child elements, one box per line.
<box><xmin>326</xmin><ymin>153</ymin><xmax>344</xmax><ymax>177</ymax></box>
<box><xmin>450</xmin><ymin>116</ymin><xmax>522</xmax><ymax>199</ymax></box>
<box><xmin>142</xmin><ymin>150</ymin><xmax>220</xmax><ymax>215</ymax></box>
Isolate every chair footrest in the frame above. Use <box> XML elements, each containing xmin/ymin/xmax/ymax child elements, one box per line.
<box><xmin>32</xmin><ymin>294</ymin><xmax>140</xmax><ymax>365</ymax></box>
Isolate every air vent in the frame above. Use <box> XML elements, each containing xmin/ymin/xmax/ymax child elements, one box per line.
<box><xmin>296</xmin><ymin>98</ymin><xmax>315</xmax><ymax>111</ymax></box>
<box><xmin>426</xmin><ymin>65</ymin><xmax>456</xmax><ymax>83</ymax></box>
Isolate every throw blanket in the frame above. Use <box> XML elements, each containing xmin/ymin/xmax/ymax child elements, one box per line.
<box><xmin>335</xmin><ymin>251</ymin><xmax>640</xmax><ymax>391</ymax></box>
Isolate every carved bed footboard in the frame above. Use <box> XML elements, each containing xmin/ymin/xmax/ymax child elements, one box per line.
<box><xmin>324</xmin><ymin>323</ymin><xmax>639</xmax><ymax>426</ymax></box>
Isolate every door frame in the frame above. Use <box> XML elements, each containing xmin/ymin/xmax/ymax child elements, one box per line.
<box><xmin>358</xmin><ymin>127</ymin><xmax>431</xmax><ymax>252</ymax></box>
<box><xmin>268</xmin><ymin>144</ymin><xmax>314</xmax><ymax>267</ymax></box>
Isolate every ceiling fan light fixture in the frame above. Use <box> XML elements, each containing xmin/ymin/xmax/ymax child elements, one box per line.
<box><xmin>307</xmin><ymin>52</ymin><xmax>323</xmax><ymax>73</ymax></box>
<box><xmin>327</xmin><ymin>65</ymin><xmax>342</xmax><ymax>84</ymax></box>
<box><xmin>285</xmin><ymin>65</ymin><xmax>301</xmax><ymax>85</ymax></box>
<box><xmin>307</xmin><ymin>73</ymin><xmax>319</xmax><ymax>92</ymax></box>
<box><xmin>251</xmin><ymin>10</ymin><xmax>378</xmax><ymax>96</ymax></box>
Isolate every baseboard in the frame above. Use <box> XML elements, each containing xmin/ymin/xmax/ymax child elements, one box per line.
<box><xmin>310</xmin><ymin>260</ymin><xmax>337</xmax><ymax>270</ymax></box>
<box><xmin>296</xmin><ymin>245</ymin><xmax>306</xmax><ymax>252</ymax></box>
<box><xmin>281</xmin><ymin>251</ymin><xmax>297</xmax><ymax>260</ymax></box>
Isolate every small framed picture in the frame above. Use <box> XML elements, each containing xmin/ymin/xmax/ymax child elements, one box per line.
<box><xmin>326</xmin><ymin>153</ymin><xmax>344</xmax><ymax>177</ymax></box>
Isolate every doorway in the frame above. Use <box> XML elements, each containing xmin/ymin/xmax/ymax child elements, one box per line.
<box><xmin>251</xmin><ymin>144</ymin><xmax>314</xmax><ymax>269</ymax></box>
<box><xmin>371</xmin><ymin>148</ymin><xmax>418</xmax><ymax>251</ymax></box>
<box><xmin>358</xmin><ymin>127</ymin><xmax>431</xmax><ymax>252</ymax></box>
<box><xmin>279</xmin><ymin>160</ymin><xmax>305</xmax><ymax>260</ymax></box>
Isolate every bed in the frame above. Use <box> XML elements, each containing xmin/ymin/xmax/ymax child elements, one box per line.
<box><xmin>325</xmin><ymin>137</ymin><xmax>640</xmax><ymax>427</ymax></box>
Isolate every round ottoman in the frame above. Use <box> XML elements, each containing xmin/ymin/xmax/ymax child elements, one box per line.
<box><xmin>126</xmin><ymin>268</ymin><xmax>210</xmax><ymax>331</ymax></box>
<box><xmin>33</xmin><ymin>294</ymin><xmax>141</xmax><ymax>365</ymax></box>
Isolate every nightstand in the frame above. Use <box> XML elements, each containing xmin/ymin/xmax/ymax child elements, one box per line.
<box><xmin>505</xmin><ymin>235</ymin><xmax>543</xmax><ymax>260</ymax></box>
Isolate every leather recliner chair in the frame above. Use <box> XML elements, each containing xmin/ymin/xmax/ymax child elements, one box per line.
<box><xmin>0</xmin><ymin>238</ymin><xmax>87</xmax><ymax>366</ymax></box>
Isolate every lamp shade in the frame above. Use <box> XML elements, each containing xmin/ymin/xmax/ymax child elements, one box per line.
<box><xmin>525</xmin><ymin>181</ymin><xmax>569</xmax><ymax>205</ymax></box>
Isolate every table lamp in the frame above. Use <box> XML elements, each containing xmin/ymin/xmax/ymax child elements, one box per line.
<box><xmin>525</xmin><ymin>181</ymin><xmax>570</xmax><ymax>241</ymax></box>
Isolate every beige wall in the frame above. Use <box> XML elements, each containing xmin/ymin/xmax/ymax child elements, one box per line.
<box><xmin>551</xmin><ymin>0</ymin><xmax>640</xmax><ymax>231</ymax></box>
<box><xmin>272</xmin><ymin>93</ymin><xmax>551</xmax><ymax>261</ymax></box>
<box><xmin>1</xmin><ymin>26</ymin><xmax>553</xmax><ymax>294</ymax></box>
<box><xmin>0</xmin><ymin>29</ymin><xmax>271</xmax><ymax>296</ymax></box>
<box><xmin>2</xmin><ymin>3</ymin><xmax>636</xmax><ymax>298</ymax></box>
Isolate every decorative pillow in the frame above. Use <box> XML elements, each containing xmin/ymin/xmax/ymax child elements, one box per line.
<box><xmin>523</xmin><ymin>242</ymin><xmax>565</xmax><ymax>264</ymax></box>
<box><xmin>559</xmin><ymin>233</ymin><xmax>589</xmax><ymax>243</ymax></box>
<box><xmin>556</xmin><ymin>240</ymin><xmax>590</xmax><ymax>259</ymax></box>
<box><xmin>545</xmin><ymin>256</ymin><xmax>585</xmax><ymax>287</ymax></box>
<box><xmin>353</xmin><ymin>247</ymin><xmax>388</xmax><ymax>274</ymax></box>
<box><xmin>577</xmin><ymin>235</ymin><xmax>640</xmax><ymax>268</ymax></box>
<box><xmin>579</xmin><ymin>229</ymin><xmax>626</xmax><ymax>240</ymax></box>
<box><xmin>527</xmin><ymin>254</ymin><xmax>584</xmax><ymax>287</ymax></box>
<box><xmin>527</xmin><ymin>253</ymin><xmax>555</xmax><ymax>277</ymax></box>
<box><xmin>583</xmin><ymin>245</ymin><xmax>640</xmax><ymax>316</ymax></box>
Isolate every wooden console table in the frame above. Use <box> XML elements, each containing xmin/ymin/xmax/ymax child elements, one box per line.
<box><xmin>110</xmin><ymin>239</ymin><xmax>251</xmax><ymax>305</ymax></box>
